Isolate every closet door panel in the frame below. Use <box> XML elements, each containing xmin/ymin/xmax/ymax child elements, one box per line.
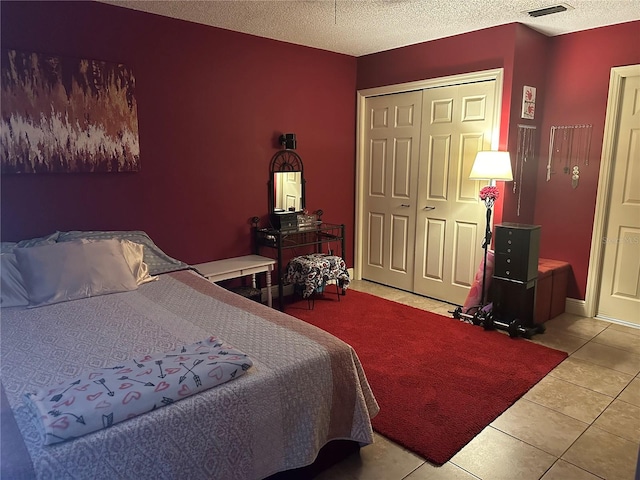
<box><xmin>414</xmin><ymin>81</ymin><xmax>496</xmax><ymax>305</ymax></box>
<box><xmin>362</xmin><ymin>91</ymin><xmax>423</xmax><ymax>291</ymax></box>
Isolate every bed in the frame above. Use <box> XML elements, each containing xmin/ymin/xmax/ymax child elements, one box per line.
<box><xmin>0</xmin><ymin>231</ymin><xmax>379</xmax><ymax>480</ymax></box>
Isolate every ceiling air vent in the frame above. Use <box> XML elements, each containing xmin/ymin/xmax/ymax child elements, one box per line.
<box><xmin>527</xmin><ymin>3</ymin><xmax>572</xmax><ymax>17</ymax></box>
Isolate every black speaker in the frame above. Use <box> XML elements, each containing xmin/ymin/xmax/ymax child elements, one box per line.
<box><xmin>279</xmin><ymin>133</ymin><xmax>297</xmax><ymax>150</ymax></box>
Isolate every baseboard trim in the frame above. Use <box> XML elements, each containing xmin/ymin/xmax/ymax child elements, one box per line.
<box><xmin>263</xmin><ymin>284</ymin><xmax>638</xmax><ymax>330</ymax></box>
<box><xmin>595</xmin><ymin>315</ymin><xmax>640</xmax><ymax>329</ymax></box>
<box><xmin>565</xmin><ymin>298</ymin><xmax>587</xmax><ymax>317</ymax></box>
<box><xmin>564</xmin><ymin>298</ymin><xmax>640</xmax><ymax>329</ymax></box>
<box><xmin>260</xmin><ymin>284</ymin><xmax>294</xmax><ymax>302</ymax></box>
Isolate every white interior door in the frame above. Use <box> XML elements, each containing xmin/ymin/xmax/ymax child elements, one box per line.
<box><xmin>361</xmin><ymin>90</ymin><xmax>423</xmax><ymax>290</ymax></box>
<box><xmin>413</xmin><ymin>81</ymin><xmax>496</xmax><ymax>305</ymax></box>
<box><xmin>597</xmin><ymin>70</ymin><xmax>640</xmax><ymax>325</ymax></box>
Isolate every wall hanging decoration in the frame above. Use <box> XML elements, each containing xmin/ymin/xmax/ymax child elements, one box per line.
<box><xmin>1</xmin><ymin>49</ymin><xmax>140</xmax><ymax>174</ymax></box>
<box><xmin>515</xmin><ymin>125</ymin><xmax>536</xmax><ymax>216</ymax></box>
<box><xmin>545</xmin><ymin>124</ymin><xmax>592</xmax><ymax>187</ymax></box>
<box><xmin>521</xmin><ymin>86</ymin><xmax>536</xmax><ymax>120</ymax></box>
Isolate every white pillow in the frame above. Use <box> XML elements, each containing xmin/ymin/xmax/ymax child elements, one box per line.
<box><xmin>0</xmin><ymin>253</ymin><xmax>29</xmax><ymax>307</ymax></box>
<box><xmin>15</xmin><ymin>239</ymin><xmax>139</xmax><ymax>308</ymax></box>
<box><xmin>120</xmin><ymin>239</ymin><xmax>158</xmax><ymax>285</ymax></box>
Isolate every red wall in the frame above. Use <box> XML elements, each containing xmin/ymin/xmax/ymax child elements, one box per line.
<box><xmin>533</xmin><ymin>21</ymin><xmax>640</xmax><ymax>299</ymax></box>
<box><xmin>357</xmin><ymin>24</ymin><xmax>518</xmax><ymax>173</ymax></box>
<box><xmin>356</xmin><ymin>24</ymin><xmax>525</xmax><ymax>228</ymax></box>
<box><xmin>356</xmin><ymin>21</ymin><xmax>640</xmax><ymax>300</ymax></box>
<box><xmin>355</xmin><ymin>24</ymin><xmax>543</xmax><ymax>259</ymax></box>
<box><xmin>357</xmin><ymin>24</ymin><xmax>518</xmax><ymax>92</ymax></box>
<box><xmin>0</xmin><ymin>1</ymin><xmax>358</xmax><ymax>265</ymax></box>
<box><xmin>502</xmin><ymin>26</ymin><xmax>550</xmax><ymax>224</ymax></box>
<box><xmin>2</xmin><ymin>1</ymin><xmax>638</xmax><ymax>301</ymax></box>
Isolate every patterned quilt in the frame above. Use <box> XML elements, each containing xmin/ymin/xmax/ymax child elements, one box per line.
<box><xmin>0</xmin><ymin>270</ymin><xmax>378</xmax><ymax>480</ymax></box>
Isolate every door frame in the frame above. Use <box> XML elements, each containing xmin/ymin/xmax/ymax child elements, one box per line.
<box><xmin>354</xmin><ymin>68</ymin><xmax>504</xmax><ymax>280</ymax></box>
<box><xmin>585</xmin><ymin>64</ymin><xmax>640</xmax><ymax>320</ymax></box>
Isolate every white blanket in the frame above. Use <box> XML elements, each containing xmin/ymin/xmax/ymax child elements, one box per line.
<box><xmin>25</xmin><ymin>337</ymin><xmax>252</xmax><ymax>444</ymax></box>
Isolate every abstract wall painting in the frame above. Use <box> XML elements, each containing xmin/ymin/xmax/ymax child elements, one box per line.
<box><xmin>1</xmin><ymin>49</ymin><xmax>140</xmax><ymax>174</ymax></box>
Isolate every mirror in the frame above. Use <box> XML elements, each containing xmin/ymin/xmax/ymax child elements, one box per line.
<box><xmin>269</xmin><ymin>149</ymin><xmax>305</xmax><ymax>213</ymax></box>
<box><xmin>274</xmin><ymin>172</ymin><xmax>302</xmax><ymax>211</ymax></box>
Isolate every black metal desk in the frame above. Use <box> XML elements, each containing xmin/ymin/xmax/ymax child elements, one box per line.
<box><xmin>254</xmin><ymin>223</ymin><xmax>346</xmax><ymax>311</ymax></box>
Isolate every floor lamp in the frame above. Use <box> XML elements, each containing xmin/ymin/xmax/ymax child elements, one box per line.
<box><xmin>468</xmin><ymin>151</ymin><xmax>513</xmax><ymax>307</ymax></box>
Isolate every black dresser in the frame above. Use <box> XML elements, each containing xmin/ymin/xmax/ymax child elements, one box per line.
<box><xmin>492</xmin><ymin>223</ymin><xmax>541</xmax><ymax>327</ymax></box>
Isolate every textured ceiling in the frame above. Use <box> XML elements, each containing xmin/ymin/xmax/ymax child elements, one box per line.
<box><xmin>100</xmin><ymin>0</ymin><xmax>640</xmax><ymax>56</ymax></box>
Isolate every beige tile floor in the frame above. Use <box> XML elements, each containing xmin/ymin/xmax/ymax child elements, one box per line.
<box><xmin>315</xmin><ymin>279</ymin><xmax>640</xmax><ymax>480</ymax></box>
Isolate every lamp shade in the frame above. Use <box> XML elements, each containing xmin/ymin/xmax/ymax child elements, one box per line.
<box><xmin>469</xmin><ymin>151</ymin><xmax>513</xmax><ymax>181</ymax></box>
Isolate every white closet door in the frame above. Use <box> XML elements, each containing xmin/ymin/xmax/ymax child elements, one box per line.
<box><xmin>361</xmin><ymin>90</ymin><xmax>423</xmax><ymax>291</ymax></box>
<box><xmin>413</xmin><ymin>81</ymin><xmax>496</xmax><ymax>305</ymax></box>
<box><xmin>359</xmin><ymin>78</ymin><xmax>499</xmax><ymax>304</ymax></box>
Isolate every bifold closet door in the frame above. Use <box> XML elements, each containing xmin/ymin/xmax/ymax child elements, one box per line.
<box><xmin>361</xmin><ymin>90</ymin><xmax>423</xmax><ymax>291</ymax></box>
<box><xmin>413</xmin><ymin>81</ymin><xmax>496</xmax><ymax>305</ymax></box>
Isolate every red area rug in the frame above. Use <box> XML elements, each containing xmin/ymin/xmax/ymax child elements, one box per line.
<box><xmin>287</xmin><ymin>289</ymin><xmax>568</xmax><ymax>465</ymax></box>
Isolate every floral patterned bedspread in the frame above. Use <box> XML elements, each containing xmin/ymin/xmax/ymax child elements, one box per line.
<box><xmin>0</xmin><ymin>270</ymin><xmax>378</xmax><ymax>480</ymax></box>
<box><xmin>285</xmin><ymin>253</ymin><xmax>351</xmax><ymax>298</ymax></box>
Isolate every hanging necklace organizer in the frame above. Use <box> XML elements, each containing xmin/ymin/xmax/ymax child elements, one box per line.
<box><xmin>515</xmin><ymin>125</ymin><xmax>536</xmax><ymax>217</ymax></box>
<box><xmin>546</xmin><ymin>124</ymin><xmax>592</xmax><ymax>188</ymax></box>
